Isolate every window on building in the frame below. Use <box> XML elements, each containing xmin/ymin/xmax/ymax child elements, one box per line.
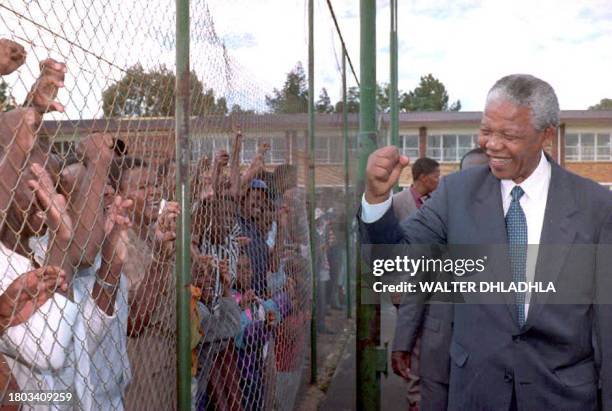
<box><xmin>315</xmin><ymin>136</ymin><xmax>329</xmax><ymax>163</ymax></box>
<box><xmin>401</xmin><ymin>134</ymin><xmax>419</xmax><ymax>158</ymax></box>
<box><xmin>597</xmin><ymin>133</ymin><xmax>611</xmax><ymax>161</ymax></box>
<box><xmin>565</xmin><ymin>132</ymin><xmax>611</xmax><ymax>161</ymax></box>
<box><xmin>427</xmin><ymin>134</ymin><xmax>478</xmax><ymax>162</ymax></box>
<box><xmin>240</xmin><ymin>136</ymin><xmax>288</xmax><ymax>164</ymax></box>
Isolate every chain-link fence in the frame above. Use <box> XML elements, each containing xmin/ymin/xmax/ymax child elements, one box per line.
<box><xmin>0</xmin><ymin>1</ymin><xmax>359</xmax><ymax>410</ymax></box>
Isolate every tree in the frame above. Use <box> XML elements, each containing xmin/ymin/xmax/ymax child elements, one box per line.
<box><xmin>334</xmin><ymin>86</ymin><xmax>360</xmax><ymax>113</ymax></box>
<box><xmin>0</xmin><ymin>79</ymin><xmax>15</xmax><ymax>112</ymax></box>
<box><xmin>230</xmin><ymin>104</ymin><xmax>255</xmax><ymax>115</ymax></box>
<box><xmin>316</xmin><ymin>88</ymin><xmax>333</xmax><ymax>113</ymax></box>
<box><xmin>400</xmin><ymin>74</ymin><xmax>461</xmax><ymax>112</ymax></box>
<box><xmin>101</xmin><ymin>64</ymin><xmax>227</xmax><ymax>117</ymax></box>
<box><xmin>265</xmin><ymin>62</ymin><xmax>308</xmax><ymax>113</ymax></box>
<box><xmin>589</xmin><ymin>98</ymin><xmax>612</xmax><ymax>110</ymax></box>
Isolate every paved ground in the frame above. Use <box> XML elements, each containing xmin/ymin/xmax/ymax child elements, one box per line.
<box><xmin>294</xmin><ymin>296</ymin><xmax>408</xmax><ymax>411</ymax></box>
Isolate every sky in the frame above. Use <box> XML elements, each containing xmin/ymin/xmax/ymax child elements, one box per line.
<box><xmin>1</xmin><ymin>0</ymin><xmax>611</xmax><ymax>119</ymax></box>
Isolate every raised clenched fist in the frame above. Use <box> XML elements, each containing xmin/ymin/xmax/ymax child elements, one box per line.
<box><xmin>365</xmin><ymin>146</ymin><xmax>410</xmax><ymax>204</ymax></box>
<box><xmin>0</xmin><ymin>38</ymin><xmax>26</xmax><ymax>75</ymax></box>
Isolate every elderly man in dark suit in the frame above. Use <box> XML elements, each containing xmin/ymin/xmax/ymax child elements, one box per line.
<box><xmin>361</xmin><ymin>74</ymin><xmax>612</xmax><ymax>410</ymax></box>
<box><xmin>391</xmin><ymin>147</ymin><xmax>489</xmax><ymax>411</ymax></box>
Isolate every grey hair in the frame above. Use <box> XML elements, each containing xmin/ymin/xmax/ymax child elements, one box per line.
<box><xmin>486</xmin><ymin>74</ymin><xmax>560</xmax><ymax>131</ymax></box>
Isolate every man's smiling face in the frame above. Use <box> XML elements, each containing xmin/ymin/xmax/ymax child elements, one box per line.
<box><xmin>478</xmin><ymin>98</ymin><xmax>552</xmax><ymax>184</ymax></box>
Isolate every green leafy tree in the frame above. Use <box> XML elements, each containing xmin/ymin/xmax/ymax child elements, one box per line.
<box><xmin>589</xmin><ymin>98</ymin><xmax>612</xmax><ymax>110</ymax></box>
<box><xmin>102</xmin><ymin>64</ymin><xmax>226</xmax><ymax>117</ymax></box>
<box><xmin>334</xmin><ymin>86</ymin><xmax>360</xmax><ymax>113</ymax></box>
<box><xmin>230</xmin><ymin>104</ymin><xmax>255</xmax><ymax>115</ymax></box>
<box><xmin>400</xmin><ymin>74</ymin><xmax>461</xmax><ymax>111</ymax></box>
<box><xmin>0</xmin><ymin>79</ymin><xmax>15</xmax><ymax>112</ymax></box>
<box><xmin>316</xmin><ymin>88</ymin><xmax>334</xmax><ymax>113</ymax></box>
<box><xmin>265</xmin><ymin>62</ymin><xmax>308</xmax><ymax>113</ymax></box>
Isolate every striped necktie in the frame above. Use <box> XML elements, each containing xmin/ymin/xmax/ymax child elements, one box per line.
<box><xmin>505</xmin><ymin>186</ymin><xmax>528</xmax><ymax>327</ymax></box>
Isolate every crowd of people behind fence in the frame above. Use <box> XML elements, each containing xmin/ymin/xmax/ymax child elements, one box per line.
<box><xmin>0</xmin><ymin>38</ymin><xmax>331</xmax><ymax>411</ymax></box>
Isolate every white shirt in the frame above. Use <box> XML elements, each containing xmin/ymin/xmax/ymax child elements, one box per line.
<box><xmin>4</xmin><ymin>235</ymin><xmax>131</xmax><ymax>411</ymax></box>
<box><xmin>0</xmin><ymin>242</ymin><xmax>78</xmax><ymax>411</ymax></box>
<box><xmin>361</xmin><ymin>151</ymin><xmax>552</xmax><ymax>320</ymax></box>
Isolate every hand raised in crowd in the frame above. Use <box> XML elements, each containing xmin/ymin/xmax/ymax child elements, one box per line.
<box><xmin>214</xmin><ymin>149</ymin><xmax>230</xmax><ymax>169</ymax></box>
<box><xmin>0</xmin><ymin>266</ymin><xmax>67</xmax><ymax>333</ymax></box>
<box><xmin>154</xmin><ymin>200</ymin><xmax>179</xmax><ymax>259</ymax></box>
<box><xmin>229</xmin><ymin>129</ymin><xmax>242</xmax><ymax>199</ymax></box>
<box><xmin>76</xmin><ymin>132</ymin><xmax>115</xmax><ymax>169</ymax></box>
<box><xmin>0</xmin><ymin>38</ymin><xmax>26</xmax><ymax>75</ymax></box>
<box><xmin>101</xmin><ymin>195</ymin><xmax>133</xmax><ymax>269</ymax></box>
<box><xmin>71</xmin><ymin>133</ymin><xmax>116</xmax><ymax>267</ymax></box>
<box><xmin>0</xmin><ymin>107</ymin><xmax>41</xmax><ymax>152</ymax></box>
<box><xmin>365</xmin><ymin>146</ymin><xmax>410</xmax><ymax>204</ymax></box>
<box><xmin>24</xmin><ymin>58</ymin><xmax>66</xmax><ymax>113</ymax></box>
<box><xmin>252</xmin><ymin>142</ymin><xmax>270</xmax><ymax>171</ymax></box>
<box><xmin>218</xmin><ymin>258</ymin><xmax>232</xmax><ymax>297</ymax></box>
<box><xmin>28</xmin><ymin>163</ymin><xmax>72</xmax><ymax>244</ymax></box>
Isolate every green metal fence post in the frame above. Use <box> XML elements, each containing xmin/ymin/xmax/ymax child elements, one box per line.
<box><xmin>357</xmin><ymin>0</ymin><xmax>380</xmax><ymax>410</ymax></box>
<box><xmin>390</xmin><ymin>0</ymin><xmax>399</xmax><ymax>151</ymax></box>
<box><xmin>342</xmin><ymin>47</ymin><xmax>352</xmax><ymax>319</ymax></box>
<box><xmin>307</xmin><ymin>0</ymin><xmax>318</xmax><ymax>385</ymax></box>
<box><xmin>175</xmin><ymin>0</ymin><xmax>192</xmax><ymax>409</ymax></box>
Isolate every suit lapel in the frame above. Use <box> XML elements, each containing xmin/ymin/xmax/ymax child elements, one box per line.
<box><xmin>523</xmin><ymin>160</ymin><xmax>577</xmax><ymax>330</ymax></box>
<box><xmin>473</xmin><ymin>171</ymin><xmax>517</xmax><ymax>324</ymax></box>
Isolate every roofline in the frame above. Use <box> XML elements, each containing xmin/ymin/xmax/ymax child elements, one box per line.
<box><xmin>40</xmin><ymin>110</ymin><xmax>612</xmax><ymax>136</ymax></box>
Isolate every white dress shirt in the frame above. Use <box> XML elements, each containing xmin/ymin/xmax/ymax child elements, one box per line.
<box><xmin>361</xmin><ymin>151</ymin><xmax>551</xmax><ymax>320</ymax></box>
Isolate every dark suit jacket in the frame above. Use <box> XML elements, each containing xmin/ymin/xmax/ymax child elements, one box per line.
<box><xmin>392</xmin><ymin>187</ymin><xmax>453</xmax><ymax>385</ymax></box>
<box><xmin>360</xmin><ymin>160</ymin><xmax>612</xmax><ymax>410</ymax></box>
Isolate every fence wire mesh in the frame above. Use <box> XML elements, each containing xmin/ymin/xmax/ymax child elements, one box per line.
<box><xmin>0</xmin><ymin>0</ymin><xmax>358</xmax><ymax>410</ymax></box>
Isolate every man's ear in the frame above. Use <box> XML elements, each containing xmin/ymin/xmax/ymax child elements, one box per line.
<box><xmin>542</xmin><ymin>126</ymin><xmax>556</xmax><ymax>147</ymax></box>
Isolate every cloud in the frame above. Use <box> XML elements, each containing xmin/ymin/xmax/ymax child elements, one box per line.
<box><xmin>222</xmin><ymin>33</ymin><xmax>257</xmax><ymax>49</ymax></box>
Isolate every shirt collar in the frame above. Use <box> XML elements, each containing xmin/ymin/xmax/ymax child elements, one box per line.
<box><xmin>500</xmin><ymin>151</ymin><xmax>551</xmax><ymax>201</ymax></box>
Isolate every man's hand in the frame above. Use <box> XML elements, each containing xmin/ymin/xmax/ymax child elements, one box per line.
<box><xmin>213</xmin><ymin>149</ymin><xmax>229</xmax><ymax>169</ymax></box>
<box><xmin>28</xmin><ymin>163</ymin><xmax>72</xmax><ymax>243</ymax></box>
<box><xmin>0</xmin><ymin>266</ymin><xmax>67</xmax><ymax>332</ymax></box>
<box><xmin>76</xmin><ymin>132</ymin><xmax>114</xmax><ymax>167</ymax></box>
<box><xmin>0</xmin><ymin>107</ymin><xmax>41</xmax><ymax>153</ymax></box>
<box><xmin>391</xmin><ymin>351</ymin><xmax>412</xmax><ymax>380</ymax></box>
<box><xmin>365</xmin><ymin>146</ymin><xmax>410</xmax><ymax>204</ymax></box>
<box><xmin>101</xmin><ymin>195</ymin><xmax>133</xmax><ymax>268</ymax></box>
<box><xmin>25</xmin><ymin>58</ymin><xmax>66</xmax><ymax>113</ymax></box>
<box><xmin>154</xmin><ymin>200</ymin><xmax>179</xmax><ymax>258</ymax></box>
<box><xmin>0</xmin><ymin>39</ymin><xmax>26</xmax><ymax>75</ymax></box>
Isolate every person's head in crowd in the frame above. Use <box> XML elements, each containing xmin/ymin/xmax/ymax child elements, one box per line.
<box><xmin>411</xmin><ymin>157</ymin><xmax>440</xmax><ymax>196</ymax></box>
<box><xmin>272</xmin><ymin>164</ymin><xmax>297</xmax><ymax>196</ymax></box>
<box><xmin>242</xmin><ymin>179</ymin><xmax>269</xmax><ymax>226</ymax></box>
<box><xmin>480</xmin><ymin>74</ymin><xmax>558</xmax><ymax>183</ymax></box>
<box><xmin>460</xmin><ymin>147</ymin><xmax>489</xmax><ymax>171</ymax></box>
<box><xmin>198</xmin><ymin>193</ymin><xmax>238</xmax><ymax>245</ymax></box>
<box><xmin>193</xmin><ymin>262</ymin><xmax>216</xmax><ymax>305</ymax></box>
<box><xmin>115</xmin><ymin>156</ymin><xmax>161</xmax><ymax>228</ymax></box>
<box><xmin>236</xmin><ymin>253</ymin><xmax>253</xmax><ymax>292</ymax></box>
